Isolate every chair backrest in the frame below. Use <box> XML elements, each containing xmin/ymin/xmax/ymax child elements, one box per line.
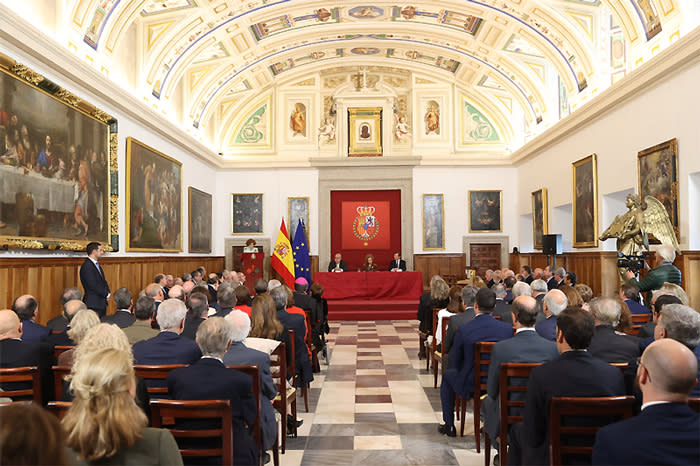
<box><xmin>53</xmin><ymin>345</ymin><xmax>74</xmax><ymax>361</ymax></box>
<box><xmin>688</xmin><ymin>397</ymin><xmax>700</xmax><ymax>413</ymax></box>
<box><xmin>473</xmin><ymin>342</ymin><xmax>496</xmax><ymax>399</ymax></box>
<box><xmin>629</xmin><ymin>314</ymin><xmax>651</xmax><ymax>335</ymax></box>
<box><xmin>270</xmin><ymin>342</ymin><xmax>288</xmax><ymax>400</ymax></box>
<box><xmin>52</xmin><ymin>366</ymin><xmax>72</xmax><ymax>401</ymax></box>
<box><xmin>150</xmin><ymin>399</ymin><xmax>233</xmax><ymax>466</ymax></box>
<box><xmin>134</xmin><ymin>364</ymin><xmax>187</xmax><ymax>397</ymax></box>
<box><xmin>431</xmin><ymin>308</ymin><xmax>441</xmax><ymax>351</ymax></box>
<box><xmin>549</xmin><ymin>396</ymin><xmax>636</xmax><ymax>466</ymax></box>
<box><xmin>46</xmin><ymin>401</ymin><xmax>72</xmax><ymax>419</ymax></box>
<box><xmin>287</xmin><ymin>329</ymin><xmax>296</xmax><ymax>387</ymax></box>
<box><xmin>0</xmin><ymin>366</ymin><xmax>41</xmax><ymax>403</ymax></box>
<box><xmin>441</xmin><ymin>316</ymin><xmax>450</xmax><ymax>354</ymax></box>
<box><xmin>226</xmin><ymin>364</ymin><xmax>261</xmax><ymax>450</ymax></box>
<box><xmin>609</xmin><ymin>362</ymin><xmax>628</xmax><ymax>375</ymax></box>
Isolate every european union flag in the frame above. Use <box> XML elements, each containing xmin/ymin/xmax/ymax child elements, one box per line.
<box><xmin>292</xmin><ymin>218</ymin><xmax>311</xmax><ymax>284</ymax></box>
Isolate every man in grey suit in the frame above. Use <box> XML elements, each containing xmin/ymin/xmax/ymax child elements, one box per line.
<box><xmin>443</xmin><ymin>286</ymin><xmax>478</xmax><ymax>358</ymax></box>
<box><xmin>482</xmin><ymin>296</ymin><xmax>559</xmax><ymax>450</ymax></box>
<box><xmin>492</xmin><ymin>284</ymin><xmax>513</xmax><ymax>324</ymax></box>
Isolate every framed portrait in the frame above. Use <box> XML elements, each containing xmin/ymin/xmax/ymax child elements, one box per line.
<box><xmin>469</xmin><ymin>190</ymin><xmax>502</xmax><ymax>232</ymax></box>
<box><xmin>288</xmin><ymin>197</ymin><xmax>309</xmax><ymax>243</ymax></box>
<box><xmin>126</xmin><ymin>138</ymin><xmax>182</xmax><ymax>251</ymax></box>
<box><xmin>188</xmin><ymin>187</ymin><xmax>212</xmax><ymax>253</ymax></box>
<box><xmin>232</xmin><ymin>193</ymin><xmax>263</xmax><ymax>234</ymax></box>
<box><xmin>422</xmin><ymin>194</ymin><xmax>444</xmax><ymax>250</ymax></box>
<box><xmin>572</xmin><ymin>154</ymin><xmax>598</xmax><ymax>248</ymax></box>
<box><xmin>531</xmin><ymin>188</ymin><xmax>548</xmax><ymax>250</ymax></box>
<box><xmin>348</xmin><ymin>107</ymin><xmax>382</xmax><ymax>157</ymax></box>
<box><xmin>0</xmin><ymin>53</ymin><xmax>118</xmax><ymax>251</ymax></box>
<box><xmin>638</xmin><ymin>138</ymin><xmax>679</xmax><ymax>241</ymax></box>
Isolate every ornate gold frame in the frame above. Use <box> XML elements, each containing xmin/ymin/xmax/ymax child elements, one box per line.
<box><xmin>572</xmin><ymin>154</ymin><xmax>598</xmax><ymax>248</ymax></box>
<box><xmin>231</xmin><ymin>193</ymin><xmax>264</xmax><ymax>235</ymax></box>
<box><xmin>288</xmin><ymin>196</ymin><xmax>310</xmax><ymax>244</ymax></box>
<box><xmin>348</xmin><ymin>107</ymin><xmax>382</xmax><ymax>157</ymax></box>
<box><xmin>468</xmin><ymin>190</ymin><xmax>503</xmax><ymax>233</ymax></box>
<box><xmin>188</xmin><ymin>187</ymin><xmax>212</xmax><ymax>254</ymax></box>
<box><xmin>531</xmin><ymin>188</ymin><xmax>548</xmax><ymax>250</ymax></box>
<box><xmin>422</xmin><ymin>193</ymin><xmax>445</xmax><ymax>250</ymax></box>
<box><xmin>637</xmin><ymin>138</ymin><xmax>679</xmax><ymax>241</ymax></box>
<box><xmin>0</xmin><ymin>53</ymin><xmax>118</xmax><ymax>251</ymax></box>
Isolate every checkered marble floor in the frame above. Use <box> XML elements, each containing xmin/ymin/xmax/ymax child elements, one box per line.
<box><xmin>278</xmin><ymin>320</ymin><xmax>497</xmax><ymax>466</ymax></box>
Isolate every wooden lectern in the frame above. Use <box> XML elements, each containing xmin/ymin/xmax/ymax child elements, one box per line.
<box><xmin>241</xmin><ymin>252</ymin><xmax>263</xmax><ymax>295</ymax></box>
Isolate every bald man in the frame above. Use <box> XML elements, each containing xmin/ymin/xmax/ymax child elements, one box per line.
<box><xmin>45</xmin><ymin>299</ymin><xmax>86</xmax><ymax>347</ymax></box>
<box><xmin>593</xmin><ymin>339</ymin><xmax>700</xmax><ymax>465</ymax></box>
<box><xmin>11</xmin><ymin>294</ymin><xmax>50</xmax><ymax>342</ymax></box>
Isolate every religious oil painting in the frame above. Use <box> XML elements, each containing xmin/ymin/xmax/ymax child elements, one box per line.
<box><xmin>288</xmin><ymin>197</ymin><xmax>309</xmax><ymax>243</ymax></box>
<box><xmin>232</xmin><ymin>193</ymin><xmax>263</xmax><ymax>234</ymax></box>
<box><xmin>422</xmin><ymin>194</ymin><xmax>444</xmax><ymax>250</ymax></box>
<box><xmin>531</xmin><ymin>188</ymin><xmax>548</xmax><ymax>250</ymax></box>
<box><xmin>469</xmin><ymin>190</ymin><xmax>502</xmax><ymax>232</ymax></box>
<box><xmin>188</xmin><ymin>187</ymin><xmax>212</xmax><ymax>253</ymax></box>
<box><xmin>348</xmin><ymin>107</ymin><xmax>382</xmax><ymax>157</ymax></box>
<box><xmin>572</xmin><ymin>154</ymin><xmax>598</xmax><ymax>248</ymax></box>
<box><xmin>126</xmin><ymin>138</ymin><xmax>182</xmax><ymax>252</ymax></box>
<box><xmin>638</xmin><ymin>138</ymin><xmax>679</xmax><ymax>240</ymax></box>
<box><xmin>0</xmin><ymin>53</ymin><xmax>117</xmax><ymax>251</ymax></box>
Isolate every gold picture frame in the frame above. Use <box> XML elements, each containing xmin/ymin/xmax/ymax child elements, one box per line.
<box><xmin>348</xmin><ymin>107</ymin><xmax>382</xmax><ymax>157</ymax></box>
<box><xmin>572</xmin><ymin>154</ymin><xmax>598</xmax><ymax>248</ymax></box>
<box><xmin>638</xmin><ymin>138</ymin><xmax>679</xmax><ymax>241</ymax></box>
<box><xmin>422</xmin><ymin>194</ymin><xmax>445</xmax><ymax>250</ymax></box>
<box><xmin>231</xmin><ymin>193</ymin><xmax>264</xmax><ymax>234</ymax></box>
<box><xmin>188</xmin><ymin>187</ymin><xmax>212</xmax><ymax>254</ymax></box>
<box><xmin>288</xmin><ymin>197</ymin><xmax>309</xmax><ymax>244</ymax></box>
<box><xmin>468</xmin><ymin>190</ymin><xmax>502</xmax><ymax>232</ymax></box>
<box><xmin>531</xmin><ymin>188</ymin><xmax>548</xmax><ymax>250</ymax></box>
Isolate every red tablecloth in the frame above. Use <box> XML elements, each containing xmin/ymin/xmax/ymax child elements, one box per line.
<box><xmin>314</xmin><ymin>271</ymin><xmax>423</xmax><ymax>300</ymax></box>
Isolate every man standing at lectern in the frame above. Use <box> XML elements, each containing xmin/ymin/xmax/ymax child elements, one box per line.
<box><xmin>328</xmin><ymin>252</ymin><xmax>348</xmax><ymax>272</ymax></box>
<box><xmin>389</xmin><ymin>252</ymin><xmax>407</xmax><ymax>272</ymax></box>
<box><xmin>80</xmin><ymin>241</ymin><xmax>110</xmax><ymax>318</ymax></box>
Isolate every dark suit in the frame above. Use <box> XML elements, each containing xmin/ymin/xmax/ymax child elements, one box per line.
<box><xmin>45</xmin><ymin>331</ymin><xmax>74</xmax><ymax>347</ymax></box>
<box><xmin>493</xmin><ymin>300</ymin><xmax>513</xmax><ymax>324</ymax></box>
<box><xmin>509</xmin><ymin>350</ymin><xmax>626</xmax><ymax>465</ymax></box>
<box><xmin>388</xmin><ymin>259</ymin><xmax>407</xmax><ymax>271</ymax></box>
<box><xmin>223</xmin><ymin>341</ymin><xmax>278</xmax><ymax>451</ymax></box>
<box><xmin>20</xmin><ymin>319</ymin><xmax>50</xmax><ymax>342</ymax></box>
<box><xmin>535</xmin><ymin>315</ymin><xmax>557</xmax><ymax>341</ymax></box>
<box><xmin>182</xmin><ymin>316</ymin><xmax>205</xmax><ymax>340</ymax></box>
<box><xmin>534</xmin><ymin>294</ymin><xmax>547</xmax><ymax>322</ymax></box>
<box><xmin>215</xmin><ymin>307</ymin><xmax>234</xmax><ymax>318</ymax></box>
<box><xmin>546</xmin><ymin>277</ymin><xmax>556</xmax><ymax>290</ymax></box>
<box><xmin>443</xmin><ymin>307</ymin><xmax>475</xmax><ymax>356</ymax></box>
<box><xmin>132</xmin><ymin>331</ymin><xmax>201</xmax><ymax>365</ymax></box>
<box><xmin>440</xmin><ymin>314</ymin><xmax>513</xmax><ymax>426</ymax></box>
<box><xmin>593</xmin><ymin>403</ymin><xmax>700</xmax><ymax>465</ymax></box>
<box><xmin>482</xmin><ymin>329</ymin><xmax>559</xmax><ymax>440</ymax></box>
<box><xmin>524</xmin><ymin>276</ymin><xmax>534</xmax><ymax>285</ymax></box>
<box><xmin>327</xmin><ymin>260</ymin><xmax>348</xmax><ymax>272</ymax></box>
<box><xmin>637</xmin><ymin>321</ymin><xmax>656</xmax><ymax>339</ymax></box>
<box><xmin>692</xmin><ymin>346</ymin><xmax>700</xmax><ymax>398</ymax></box>
<box><xmin>46</xmin><ymin>314</ymin><xmax>68</xmax><ymax>332</ymax></box>
<box><xmin>293</xmin><ymin>292</ymin><xmax>314</xmax><ymax>312</ymax></box>
<box><xmin>101</xmin><ymin>310</ymin><xmax>136</xmax><ymax>328</ymax></box>
<box><xmin>624</xmin><ymin>299</ymin><xmax>648</xmax><ymax>315</ymax></box>
<box><xmin>0</xmin><ymin>338</ymin><xmax>53</xmax><ymax>403</ymax></box>
<box><xmin>588</xmin><ymin>325</ymin><xmax>640</xmax><ymax>365</ymax></box>
<box><xmin>168</xmin><ymin>358</ymin><xmax>259</xmax><ymax>466</ymax></box>
<box><xmin>276</xmin><ymin>308</ymin><xmax>313</xmax><ymax>386</ymax></box>
<box><xmin>79</xmin><ymin>258</ymin><xmax>110</xmax><ymax>317</ymax></box>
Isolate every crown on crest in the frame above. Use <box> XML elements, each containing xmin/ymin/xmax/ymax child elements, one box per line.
<box><xmin>356</xmin><ymin>205</ymin><xmax>375</xmax><ymax>216</ymax></box>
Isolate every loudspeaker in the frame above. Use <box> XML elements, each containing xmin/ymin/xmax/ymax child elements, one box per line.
<box><xmin>542</xmin><ymin>234</ymin><xmax>562</xmax><ymax>255</ymax></box>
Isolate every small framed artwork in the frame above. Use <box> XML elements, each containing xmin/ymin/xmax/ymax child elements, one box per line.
<box><xmin>288</xmin><ymin>197</ymin><xmax>309</xmax><ymax>242</ymax></box>
<box><xmin>348</xmin><ymin>107</ymin><xmax>382</xmax><ymax>157</ymax></box>
<box><xmin>638</xmin><ymin>138</ymin><xmax>679</xmax><ymax>241</ymax></box>
<box><xmin>422</xmin><ymin>194</ymin><xmax>445</xmax><ymax>250</ymax></box>
<box><xmin>469</xmin><ymin>190</ymin><xmax>502</xmax><ymax>232</ymax></box>
<box><xmin>232</xmin><ymin>194</ymin><xmax>263</xmax><ymax>234</ymax></box>
<box><xmin>188</xmin><ymin>187</ymin><xmax>212</xmax><ymax>253</ymax></box>
<box><xmin>531</xmin><ymin>188</ymin><xmax>548</xmax><ymax>250</ymax></box>
<box><xmin>572</xmin><ymin>154</ymin><xmax>598</xmax><ymax>248</ymax></box>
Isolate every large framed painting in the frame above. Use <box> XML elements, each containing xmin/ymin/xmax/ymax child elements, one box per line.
<box><xmin>572</xmin><ymin>154</ymin><xmax>598</xmax><ymax>248</ymax></box>
<box><xmin>422</xmin><ymin>194</ymin><xmax>444</xmax><ymax>250</ymax></box>
<box><xmin>638</xmin><ymin>138</ymin><xmax>679</xmax><ymax>241</ymax></box>
<box><xmin>126</xmin><ymin>138</ymin><xmax>182</xmax><ymax>252</ymax></box>
<box><xmin>232</xmin><ymin>193</ymin><xmax>263</xmax><ymax>234</ymax></box>
<box><xmin>188</xmin><ymin>187</ymin><xmax>212</xmax><ymax>253</ymax></box>
<box><xmin>531</xmin><ymin>188</ymin><xmax>548</xmax><ymax>250</ymax></box>
<box><xmin>288</xmin><ymin>197</ymin><xmax>309</xmax><ymax>243</ymax></box>
<box><xmin>469</xmin><ymin>190</ymin><xmax>502</xmax><ymax>232</ymax></box>
<box><xmin>0</xmin><ymin>53</ymin><xmax>118</xmax><ymax>251</ymax></box>
<box><xmin>348</xmin><ymin>107</ymin><xmax>382</xmax><ymax>157</ymax></box>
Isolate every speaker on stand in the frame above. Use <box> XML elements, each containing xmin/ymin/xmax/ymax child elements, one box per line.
<box><xmin>542</xmin><ymin>234</ymin><xmax>562</xmax><ymax>268</ymax></box>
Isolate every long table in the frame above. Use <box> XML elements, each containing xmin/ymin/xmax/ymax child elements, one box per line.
<box><xmin>314</xmin><ymin>271</ymin><xmax>423</xmax><ymax>301</ymax></box>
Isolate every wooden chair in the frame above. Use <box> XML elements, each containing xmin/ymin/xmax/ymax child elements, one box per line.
<box><xmin>305</xmin><ymin>310</ymin><xmax>320</xmax><ymax>374</ymax></box>
<box><xmin>688</xmin><ymin>397</ymin><xmax>700</xmax><ymax>413</ymax></box>
<box><xmin>473</xmin><ymin>342</ymin><xmax>496</xmax><ymax>454</ymax></box>
<box><xmin>271</xmin><ymin>342</ymin><xmax>297</xmax><ymax>454</ymax></box>
<box><xmin>150</xmin><ymin>399</ymin><xmax>233</xmax><ymax>466</ymax></box>
<box><xmin>0</xmin><ymin>366</ymin><xmax>41</xmax><ymax>404</ymax></box>
<box><xmin>418</xmin><ymin>329</ymin><xmax>428</xmax><ymax>361</ymax></box>
<box><xmin>53</xmin><ymin>345</ymin><xmax>74</xmax><ymax>361</ymax></box>
<box><xmin>549</xmin><ymin>396</ymin><xmax>636</xmax><ymax>466</ymax></box>
<box><xmin>286</xmin><ymin>328</ymin><xmax>309</xmax><ymax>417</ymax></box>
<box><xmin>433</xmin><ymin>315</ymin><xmax>450</xmax><ymax>388</ymax></box>
<box><xmin>46</xmin><ymin>401</ymin><xmax>72</xmax><ymax>419</ymax></box>
<box><xmin>51</xmin><ymin>366</ymin><xmax>71</xmax><ymax>401</ymax></box>
<box><xmin>609</xmin><ymin>362</ymin><xmax>628</xmax><ymax>375</ymax></box>
<box><xmin>134</xmin><ymin>364</ymin><xmax>187</xmax><ymax>398</ymax></box>
<box><xmin>630</xmin><ymin>313</ymin><xmax>651</xmax><ymax>335</ymax></box>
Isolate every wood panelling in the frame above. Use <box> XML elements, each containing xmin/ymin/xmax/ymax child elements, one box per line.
<box><xmin>414</xmin><ymin>254</ymin><xmax>466</xmax><ymax>290</ymax></box>
<box><xmin>470</xmin><ymin>244</ymin><xmax>501</xmax><ymax>278</ymax></box>
<box><xmin>0</xmin><ymin>256</ymin><xmax>224</xmax><ymax>325</ymax></box>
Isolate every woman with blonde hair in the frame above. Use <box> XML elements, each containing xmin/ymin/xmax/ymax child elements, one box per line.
<box><xmin>58</xmin><ymin>309</ymin><xmax>100</xmax><ymax>366</ymax></box>
<box><xmin>248</xmin><ymin>293</ymin><xmax>292</xmax><ymax>362</ymax></box>
<box><xmin>660</xmin><ymin>282</ymin><xmax>689</xmax><ymax>306</ymax></box>
<box><xmin>62</xmin><ymin>347</ymin><xmax>182</xmax><ymax>465</ymax></box>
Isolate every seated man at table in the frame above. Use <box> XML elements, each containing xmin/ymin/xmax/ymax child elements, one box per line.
<box><xmin>328</xmin><ymin>252</ymin><xmax>348</xmax><ymax>272</ymax></box>
<box><xmin>388</xmin><ymin>252</ymin><xmax>407</xmax><ymax>272</ymax></box>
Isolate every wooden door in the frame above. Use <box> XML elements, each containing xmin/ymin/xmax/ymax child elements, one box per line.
<box><xmin>470</xmin><ymin>244</ymin><xmax>501</xmax><ymax>278</ymax></box>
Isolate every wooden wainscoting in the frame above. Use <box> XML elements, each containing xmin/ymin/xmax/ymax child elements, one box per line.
<box><xmin>0</xmin><ymin>256</ymin><xmax>224</xmax><ymax>325</ymax></box>
<box><xmin>414</xmin><ymin>253</ymin><xmax>466</xmax><ymax>291</ymax></box>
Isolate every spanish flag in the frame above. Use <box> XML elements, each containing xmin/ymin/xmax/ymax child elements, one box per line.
<box><xmin>271</xmin><ymin>219</ymin><xmax>295</xmax><ymax>288</ymax></box>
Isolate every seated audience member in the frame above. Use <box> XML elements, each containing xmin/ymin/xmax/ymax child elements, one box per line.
<box><xmin>508</xmin><ymin>308</ymin><xmax>626</xmax><ymax>465</ymax></box>
<box><xmin>167</xmin><ymin>285</ymin><xmax>186</xmax><ymax>302</ymax></box>
<box><xmin>234</xmin><ymin>285</ymin><xmax>252</xmax><ymax>316</ymax></box>
<box><xmin>436</xmin><ymin>286</ymin><xmax>463</xmax><ymax>347</ymax></box>
<box><xmin>588</xmin><ymin>297</ymin><xmax>640</xmax><ymax>365</ymax></box>
<box><xmin>270</xmin><ymin>286</ymin><xmax>313</xmax><ymax>387</ymax></box>
<box><xmin>144</xmin><ymin>283</ymin><xmax>165</xmax><ymax>310</ymax></box>
<box><xmin>283</xmin><ymin>286</ymin><xmax>313</xmax><ymax>360</ymax></box>
<box><xmin>267</xmin><ymin>279</ymin><xmax>282</xmax><ymax>290</ymax></box>
<box><xmin>215</xmin><ymin>283</ymin><xmax>237</xmax><ymax>318</ymax></box>
<box><xmin>46</xmin><ymin>300</ymin><xmax>86</xmax><ymax>346</ymax></box>
<box><xmin>654</xmin><ymin>303</ymin><xmax>700</xmax><ymax>397</ymax></box>
<box><xmin>101</xmin><ymin>287</ymin><xmax>135</xmax><ymax>328</ymax></box>
<box><xmin>438</xmin><ymin>288</ymin><xmax>513</xmax><ymax>437</ymax></box>
<box><xmin>155</xmin><ymin>274</ymin><xmax>168</xmax><ymax>296</ymax></box>
<box><xmin>47</xmin><ymin>287</ymin><xmax>82</xmax><ymax>332</ymax></box>
<box><xmin>249</xmin><ymin>293</ymin><xmax>291</xmax><ymax>357</ymax></box>
<box><xmin>482</xmin><ymin>296</ymin><xmax>559</xmax><ymax>445</ymax></box>
<box><xmin>182</xmin><ymin>292</ymin><xmax>208</xmax><ymax>340</ymax></box>
<box><xmin>310</xmin><ymin>282</ymin><xmax>329</xmax><ymax>358</ymax></box>
<box><xmin>660</xmin><ymin>282</ymin><xmax>689</xmax><ymax>306</ymax></box>
<box><xmin>63</xmin><ymin>347</ymin><xmax>182</xmax><ymax>465</ymax></box>
<box><xmin>558</xmin><ymin>284</ymin><xmax>583</xmax><ymax>308</ymax></box>
<box><xmin>520</xmin><ymin>265</ymin><xmax>533</xmax><ymax>284</ymax></box>
<box><xmin>564</xmin><ymin>271</ymin><xmax>577</xmax><ymax>287</ymax></box>
<box><xmin>593</xmin><ymin>339</ymin><xmax>700</xmax><ymax>465</ymax></box>
<box><xmin>532</xmin><ymin>268</ymin><xmax>543</xmax><ymax>280</ymax></box>
<box><xmin>417</xmin><ymin>275</ymin><xmax>450</xmax><ymax>338</ymax></box>
<box><xmin>619</xmin><ymin>282</ymin><xmax>648</xmax><ymax>315</ymax></box>
<box><xmin>123</xmin><ymin>296</ymin><xmax>159</xmax><ymax>344</ymax></box>
<box><xmin>574</xmin><ymin>284</ymin><xmax>594</xmax><ymax>309</ymax></box>
<box><xmin>292</xmin><ymin>278</ymin><xmax>314</xmax><ymax>313</ymax></box>
<box><xmin>0</xmin><ymin>403</ymin><xmax>68</xmax><ymax>466</ymax></box>
<box><xmin>253</xmin><ymin>278</ymin><xmax>268</xmax><ymax>298</ymax></box>
<box><xmin>207</xmin><ymin>273</ymin><xmax>219</xmax><ymax>307</ymax></box>
<box><xmin>492</xmin><ymin>284</ymin><xmax>512</xmax><ymax>324</ymax></box>
<box><xmin>132</xmin><ymin>299</ymin><xmax>201</xmax><ymax>365</ymax></box>
<box><xmin>223</xmin><ymin>311</ymin><xmax>278</xmax><ymax>456</ymax></box>
<box><xmin>58</xmin><ymin>309</ymin><xmax>100</xmax><ymax>366</ymax></box>
<box><xmin>638</xmin><ymin>293</ymin><xmax>682</xmax><ymax>340</ymax></box>
<box><xmin>167</xmin><ymin>317</ymin><xmax>259</xmax><ymax>466</ymax></box>
<box><xmin>614</xmin><ymin>300</ymin><xmax>634</xmax><ymax>335</ymax></box>
<box><xmin>182</xmin><ymin>280</ymin><xmax>195</xmax><ymax>296</ymax></box>
<box><xmin>552</xmin><ymin>267</ymin><xmax>566</xmax><ymax>289</ymax></box>
<box><xmin>535</xmin><ymin>289</ymin><xmax>567</xmax><ymax>341</ymax></box>
<box><xmin>443</xmin><ymin>286</ymin><xmax>478</xmax><ymax>355</ymax></box>
<box><xmin>12</xmin><ymin>294</ymin><xmax>50</xmax><ymax>342</ymax></box>
<box><xmin>530</xmin><ymin>279</ymin><xmax>548</xmax><ymax>320</ymax></box>
<box><xmin>485</xmin><ymin>269</ymin><xmax>495</xmax><ymax>288</ymax></box>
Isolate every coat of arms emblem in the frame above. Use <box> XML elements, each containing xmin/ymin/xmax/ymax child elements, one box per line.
<box><xmin>353</xmin><ymin>205</ymin><xmax>380</xmax><ymax>244</ymax></box>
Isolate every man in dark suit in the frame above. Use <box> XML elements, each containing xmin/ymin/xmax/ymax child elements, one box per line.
<box><xmin>531</xmin><ymin>279</ymin><xmax>548</xmax><ymax>322</ymax></box>
<box><xmin>11</xmin><ymin>295</ymin><xmax>50</xmax><ymax>342</ymax></box>
<box><xmin>168</xmin><ymin>317</ymin><xmax>259</xmax><ymax>466</ymax></box>
<box><xmin>552</xmin><ymin>267</ymin><xmax>566</xmax><ymax>289</ymax></box>
<box><xmin>270</xmin><ymin>286</ymin><xmax>314</xmax><ymax>387</ymax></box>
<box><xmin>508</xmin><ymin>308</ymin><xmax>626</xmax><ymax>466</ymax></box>
<box><xmin>101</xmin><ymin>287</ymin><xmax>135</xmax><ymax>328</ymax></box>
<box><xmin>588</xmin><ymin>297</ymin><xmax>640</xmax><ymax>367</ymax></box>
<box><xmin>520</xmin><ymin>265</ymin><xmax>534</xmax><ymax>284</ymax></box>
<box><xmin>79</xmin><ymin>242</ymin><xmax>110</xmax><ymax>318</ymax></box>
<box><xmin>182</xmin><ymin>292</ymin><xmax>208</xmax><ymax>340</ymax></box>
<box><xmin>46</xmin><ymin>287</ymin><xmax>82</xmax><ymax>332</ymax></box>
<box><xmin>535</xmin><ymin>289</ymin><xmax>567</xmax><ymax>341</ymax></box>
<box><xmin>443</xmin><ymin>286</ymin><xmax>478</xmax><ymax>356</ymax></box>
<box><xmin>654</xmin><ymin>303</ymin><xmax>700</xmax><ymax>397</ymax></box>
<box><xmin>619</xmin><ymin>282</ymin><xmax>648</xmax><ymax>315</ymax></box>
<box><xmin>388</xmin><ymin>252</ymin><xmax>407</xmax><ymax>271</ymax></box>
<box><xmin>438</xmin><ymin>288</ymin><xmax>513</xmax><ymax>437</ymax></box>
<box><xmin>327</xmin><ymin>252</ymin><xmax>348</xmax><ymax>272</ymax></box>
<box><xmin>45</xmin><ymin>300</ymin><xmax>85</xmax><ymax>347</ymax></box>
<box><xmin>544</xmin><ymin>266</ymin><xmax>556</xmax><ymax>290</ymax></box>
<box><xmin>492</xmin><ymin>284</ymin><xmax>513</xmax><ymax>324</ymax></box>
<box><xmin>214</xmin><ymin>283</ymin><xmax>237</xmax><ymax>318</ymax></box>
<box><xmin>503</xmin><ymin>277</ymin><xmax>516</xmax><ymax>304</ymax></box>
<box><xmin>593</xmin><ymin>339</ymin><xmax>700</xmax><ymax>465</ymax></box>
<box><xmin>637</xmin><ymin>292</ymin><xmax>681</xmax><ymax>339</ymax></box>
<box><xmin>292</xmin><ymin>278</ymin><xmax>314</xmax><ymax>312</ymax></box>
<box><xmin>482</xmin><ymin>296</ymin><xmax>559</xmax><ymax>444</ymax></box>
